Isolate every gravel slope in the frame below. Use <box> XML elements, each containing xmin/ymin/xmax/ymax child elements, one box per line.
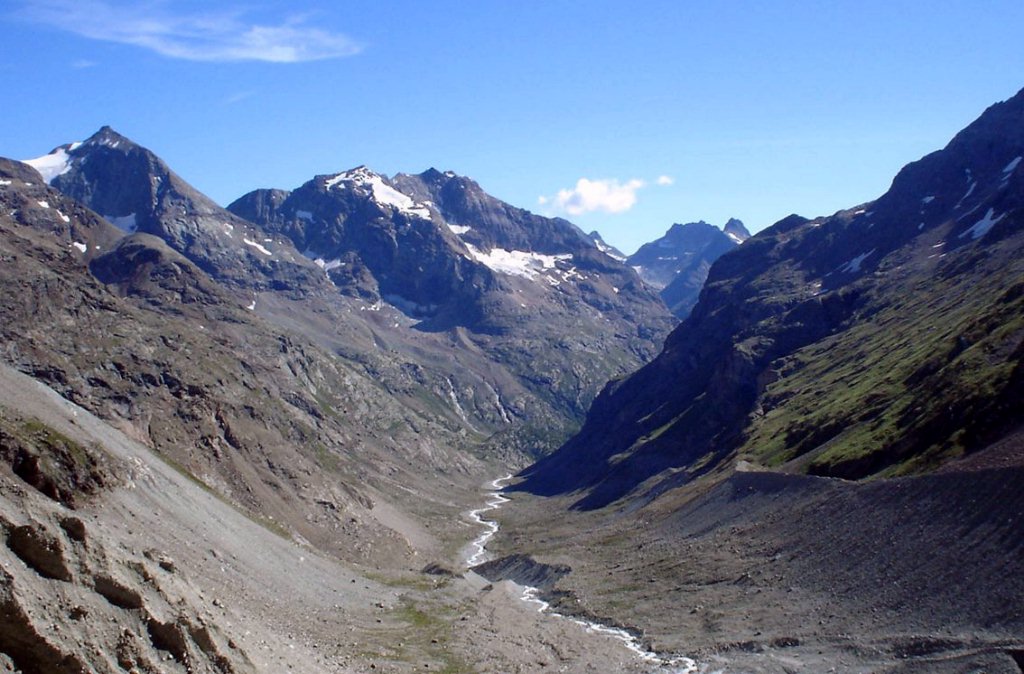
<box><xmin>2</xmin><ymin>363</ymin><xmax>708</xmax><ymax>673</ymax></box>
<box><xmin>492</xmin><ymin>451</ymin><xmax>1024</xmax><ymax>673</ymax></box>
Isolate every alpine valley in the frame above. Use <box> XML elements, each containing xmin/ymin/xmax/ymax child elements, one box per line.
<box><xmin>1</xmin><ymin>86</ymin><xmax>1022</xmax><ymax>674</ymax></box>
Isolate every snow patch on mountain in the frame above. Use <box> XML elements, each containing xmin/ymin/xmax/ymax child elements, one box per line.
<box><xmin>384</xmin><ymin>294</ymin><xmax>439</xmax><ymax>317</ymax></box>
<box><xmin>311</xmin><ymin>257</ymin><xmax>343</xmax><ymax>272</ymax></box>
<box><xmin>593</xmin><ymin>238</ymin><xmax>625</xmax><ymax>260</ymax></box>
<box><xmin>465</xmin><ymin>244</ymin><xmax>571</xmax><ymax>280</ymax></box>
<box><xmin>105</xmin><ymin>213</ymin><xmax>137</xmax><ymax>233</ymax></box>
<box><xmin>954</xmin><ymin>181</ymin><xmax>977</xmax><ymax>209</ymax></box>
<box><xmin>325</xmin><ymin>167</ymin><xmax>431</xmax><ymax>219</ymax></box>
<box><xmin>243</xmin><ymin>238</ymin><xmax>273</xmax><ymax>256</ymax></box>
<box><xmin>839</xmin><ymin>249</ymin><xmax>875</xmax><ymax>274</ymax></box>
<box><xmin>959</xmin><ymin>208</ymin><xmax>1005</xmax><ymax>240</ymax></box>
<box><xmin>448</xmin><ymin>224</ymin><xmax>472</xmax><ymax>235</ymax></box>
<box><xmin>23</xmin><ymin>142</ymin><xmax>81</xmax><ymax>184</ymax></box>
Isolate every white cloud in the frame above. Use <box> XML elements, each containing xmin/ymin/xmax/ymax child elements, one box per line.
<box><xmin>656</xmin><ymin>175</ymin><xmax>674</xmax><ymax>186</ymax></box>
<box><xmin>544</xmin><ymin>177</ymin><xmax>645</xmax><ymax>216</ymax></box>
<box><xmin>19</xmin><ymin>1</ymin><xmax>362</xmax><ymax>63</ymax></box>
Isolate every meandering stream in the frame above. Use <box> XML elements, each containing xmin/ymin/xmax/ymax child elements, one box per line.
<box><xmin>466</xmin><ymin>475</ymin><xmax>699</xmax><ymax>674</ymax></box>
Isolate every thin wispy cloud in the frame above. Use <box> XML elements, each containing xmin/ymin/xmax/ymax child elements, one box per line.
<box><xmin>71</xmin><ymin>59</ymin><xmax>98</xmax><ymax>69</ymax></box>
<box><xmin>656</xmin><ymin>175</ymin><xmax>674</xmax><ymax>186</ymax></box>
<box><xmin>222</xmin><ymin>90</ymin><xmax>257</xmax><ymax>105</ymax></box>
<box><xmin>541</xmin><ymin>178</ymin><xmax>646</xmax><ymax>216</ymax></box>
<box><xmin>18</xmin><ymin>0</ymin><xmax>362</xmax><ymax>63</ymax></box>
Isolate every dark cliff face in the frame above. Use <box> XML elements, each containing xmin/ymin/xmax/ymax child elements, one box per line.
<box><xmin>518</xmin><ymin>87</ymin><xmax>1024</xmax><ymax>509</ymax></box>
<box><xmin>627</xmin><ymin>220</ymin><xmax>746</xmax><ymax>318</ymax></box>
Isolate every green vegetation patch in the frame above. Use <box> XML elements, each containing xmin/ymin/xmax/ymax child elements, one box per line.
<box><xmin>740</xmin><ymin>244</ymin><xmax>1024</xmax><ymax>479</ymax></box>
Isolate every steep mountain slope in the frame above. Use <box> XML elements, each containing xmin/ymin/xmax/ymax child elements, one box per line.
<box><xmin>0</xmin><ymin>158</ymin><xmax>482</xmax><ymax>565</ymax></box>
<box><xmin>519</xmin><ymin>87</ymin><xmax>1024</xmax><ymax>509</ymax></box>
<box><xmin>229</xmin><ymin>165</ymin><xmax>676</xmax><ymax>452</ymax></box>
<box><xmin>628</xmin><ymin>219</ymin><xmax>749</xmax><ymax>318</ymax></box>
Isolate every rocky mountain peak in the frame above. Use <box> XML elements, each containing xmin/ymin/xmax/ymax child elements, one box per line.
<box><xmin>82</xmin><ymin>125</ymin><xmax>136</xmax><ymax>151</ymax></box>
<box><xmin>412</xmin><ymin>167</ymin><xmax>450</xmax><ymax>185</ymax></box>
<box><xmin>666</xmin><ymin>220</ymin><xmax>712</xmax><ymax>237</ymax></box>
<box><xmin>322</xmin><ymin>166</ymin><xmax>433</xmax><ymax>221</ymax></box>
<box><xmin>31</xmin><ymin>127</ymin><xmax>325</xmax><ymax>296</ymax></box>
<box><xmin>723</xmin><ymin>218</ymin><xmax>751</xmax><ymax>243</ymax></box>
<box><xmin>586</xmin><ymin>230</ymin><xmax>626</xmax><ymax>261</ymax></box>
<box><xmin>22</xmin><ymin>126</ymin><xmax>143</xmax><ymax>186</ymax></box>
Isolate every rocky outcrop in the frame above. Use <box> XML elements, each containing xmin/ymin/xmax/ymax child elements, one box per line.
<box><xmin>0</xmin><ymin>504</ymin><xmax>249</xmax><ymax>674</ymax></box>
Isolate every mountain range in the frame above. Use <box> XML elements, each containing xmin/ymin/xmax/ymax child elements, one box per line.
<box><xmin>22</xmin><ymin>128</ymin><xmax>677</xmax><ymax>459</ymax></box>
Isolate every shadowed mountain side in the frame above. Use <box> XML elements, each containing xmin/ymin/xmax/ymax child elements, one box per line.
<box><xmin>515</xmin><ymin>87</ymin><xmax>1024</xmax><ymax>510</ymax></box>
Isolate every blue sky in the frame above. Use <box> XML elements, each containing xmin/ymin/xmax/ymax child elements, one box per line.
<box><xmin>3</xmin><ymin>1</ymin><xmax>1023</xmax><ymax>254</ymax></box>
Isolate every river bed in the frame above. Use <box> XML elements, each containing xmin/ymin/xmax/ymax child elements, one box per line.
<box><xmin>465</xmin><ymin>475</ymin><xmax>700</xmax><ymax>674</ymax></box>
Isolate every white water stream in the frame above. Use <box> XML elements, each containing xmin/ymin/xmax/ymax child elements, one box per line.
<box><xmin>465</xmin><ymin>475</ymin><xmax>699</xmax><ymax>674</ymax></box>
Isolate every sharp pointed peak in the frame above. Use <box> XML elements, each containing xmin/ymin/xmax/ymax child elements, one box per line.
<box><xmin>723</xmin><ymin>218</ymin><xmax>751</xmax><ymax>241</ymax></box>
<box><xmin>82</xmin><ymin>125</ymin><xmax>137</xmax><ymax>151</ymax></box>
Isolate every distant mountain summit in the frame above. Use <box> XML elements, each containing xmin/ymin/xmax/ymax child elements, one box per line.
<box><xmin>229</xmin><ymin>166</ymin><xmax>668</xmax><ymax>335</ymax></box>
<box><xmin>723</xmin><ymin>217</ymin><xmax>751</xmax><ymax>243</ymax></box>
<box><xmin>627</xmin><ymin>219</ymin><xmax>748</xmax><ymax>317</ymax></box>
